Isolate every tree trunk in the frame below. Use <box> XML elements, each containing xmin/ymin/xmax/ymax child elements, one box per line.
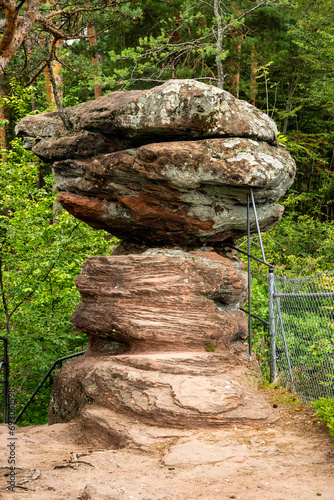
<box><xmin>250</xmin><ymin>46</ymin><xmax>258</xmax><ymax>106</ymax></box>
<box><xmin>52</xmin><ymin>58</ymin><xmax>63</xmax><ymax>100</ymax></box>
<box><xmin>282</xmin><ymin>102</ymin><xmax>292</xmax><ymax>135</ymax></box>
<box><xmin>213</xmin><ymin>0</ymin><xmax>225</xmax><ymax>89</ymax></box>
<box><xmin>44</xmin><ymin>58</ymin><xmax>62</xmax><ymax>111</ymax></box>
<box><xmin>0</xmin><ymin>75</ymin><xmax>7</xmax><ymax>152</ymax></box>
<box><xmin>31</xmin><ymin>85</ymin><xmax>37</xmax><ymax>111</ymax></box>
<box><xmin>44</xmin><ymin>65</ymin><xmax>55</xmax><ymax>110</ymax></box>
<box><xmin>229</xmin><ymin>36</ymin><xmax>241</xmax><ymax>98</ymax></box>
<box><xmin>48</xmin><ymin>62</ymin><xmax>71</xmax><ymax>130</ymax></box>
<box><xmin>282</xmin><ymin>78</ymin><xmax>297</xmax><ymax>134</ymax></box>
<box><xmin>0</xmin><ymin>0</ymin><xmax>40</xmax><ymax>75</ymax></box>
<box><xmin>88</xmin><ymin>25</ymin><xmax>102</xmax><ymax>99</ymax></box>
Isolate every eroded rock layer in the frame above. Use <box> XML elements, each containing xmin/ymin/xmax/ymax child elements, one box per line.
<box><xmin>71</xmin><ymin>249</ymin><xmax>248</xmax><ymax>354</ymax></box>
<box><xmin>55</xmin><ymin>137</ymin><xmax>294</xmax><ymax>244</ymax></box>
<box><xmin>49</xmin><ymin>351</ymin><xmax>278</xmax><ymax>430</ymax></box>
<box><xmin>16</xmin><ymin>79</ymin><xmax>278</xmax><ymax>158</ymax></box>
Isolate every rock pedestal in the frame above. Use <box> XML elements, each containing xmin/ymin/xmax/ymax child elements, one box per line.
<box><xmin>17</xmin><ymin>80</ymin><xmax>296</xmax><ymax>443</ymax></box>
<box><xmin>71</xmin><ymin>250</ymin><xmax>248</xmax><ymax>354</ymax></box>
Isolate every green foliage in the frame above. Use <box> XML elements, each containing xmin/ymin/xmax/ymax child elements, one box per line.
<box><xmin>61</xmin><ymin>49</ymin><xmax>104</xmax><ymax>106</ymax></box>
<box><xmin>312</xmin><ymin>397</ymin><xmax>334</xmax><ymax>440</ymax></box>
<box><xmin>275</xmin><ymin>301</ymin><xmax>334</xmax><ymax>400</ymax></box>
<box><xmin>0</xmin><ymin>139</ymin><xmax>118</xmax><ymax>425</ymax></box>
<box><xmin>205</xmin><ymin>341</ymin><xmax>217</xmax><ymax>352</ymax></box>
<box><xmin>106</xmin><ymin>0</ymin><xmax>259</xmax><ymax>89</ymax></box>
<box><xmin>1</xmin><ymin>81</ymin><xmax>37</xmax><ymax>121</ymax></box>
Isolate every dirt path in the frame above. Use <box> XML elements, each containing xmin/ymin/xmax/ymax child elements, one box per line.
<box><xmin>0</xmin><ymin>388</ymin><xmax>333</xmax><ymax>500</ymax></box>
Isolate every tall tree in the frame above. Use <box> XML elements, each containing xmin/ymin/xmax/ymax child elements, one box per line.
<box><xmin>88</xmin><ymin>25</ymin><xmax>103</xmax><ymax>98</ymax></box>
<box><xmin>0</xmin><ymin>0</ymin><xmax>127</xmax><ymax>81</ymax></box>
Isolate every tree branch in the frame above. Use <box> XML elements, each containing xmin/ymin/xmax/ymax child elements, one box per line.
<box><xmin>0</xmin><ymin>0</ymin><xmax>40</xmax><ymax>72</ymax></box>
<box><xmin>25</xmin><ymin>35</ymin><xmax>57</xmax><ymax>86</ymax></box>
<box><xmin>0</xmin><ymin>0</ymin><xmax>124</xmax><ymax>73</ymax></box>
<box><xmin>35</xmin><ymin>13</ymin><xmax>67</xmax><ymax>39</ymax></box>
<box><xmin>17</xmin><ymin>0</ymin><xmax>28</xmax><ymax>9</ymax></box>
<box><xmin>44</xmin><ymin>2</ymin><xmax>119</xmax><ymax>20</ymax></box>
<box><xmin>48</xmin><ymin>62</ymin><xmax>72</xmax><ymax>130</ymax></box>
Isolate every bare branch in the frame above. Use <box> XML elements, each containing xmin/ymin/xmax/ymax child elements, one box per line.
<box><xmin>35</xmin><ymin>13</ymin><xmax>67</xmax><ymax>39</ymax></box>
<box><xmin>25</xmin><ymin>35</ymin><xmax>57</xmax><ymax>86</ymax></box>
<box><xmin>17</xmin><ymin>0</ymin><xmax>28</xmax><ymax>9</ymax></box>
<box><xmin>44</xmin><ymin>2</ymin><xmax>119</xmax><ymax>20</ymax></box>
<box><xmin>198</xmin><ymin>0</ymin><xmax>215</xmax><ymax>10</ymax></box>
<box><xmin>34</xmin><ymin>14</ymin><xmax>120</xmax><ymax>42</ymax></box>
<box><xmin>48</xmin><ymin>62</ymin><xmax>72</xmax><ymax>130</ymax></box>
<box><xmin>221</xmin><ymin>0</ymin><xmax>273</xmax><ymax>35</ymax></box>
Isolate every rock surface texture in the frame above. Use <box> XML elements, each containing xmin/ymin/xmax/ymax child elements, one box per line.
<box><xmin>16</xmin><ymin>79</ymin><xmax>295</xmax><ymax>245</ymax></box>
<box><xmin>71</xmin><ymin>250</ymin><xmax>248</xmax><ymax>354</ymax></box>
<box><xmin>16</xmin><ymin>80</ymin><xmax>296</xmax><ymax>437</ymax></box>
<box><xmin>49</xmin><ymin>352</ymin><xmax>278</xmax><ymax>432</ymax></box>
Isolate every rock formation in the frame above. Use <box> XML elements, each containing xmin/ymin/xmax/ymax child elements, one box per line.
<box><xmin>16</xmin><ymin>80</ymin><xmax>295</xmax><ymax>246</ymax></box>
<box><xmin>71</xmin><ymin>250</ymin><xmax>248</xmax><ymax>354</ymax></box>
<box><xmin>17</xmin><ymin>79</ymin><xmax>296</xmax><ymax>445</ymax></box>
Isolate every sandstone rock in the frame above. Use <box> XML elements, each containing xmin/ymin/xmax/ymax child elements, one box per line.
<box><xmin>16</xmin><ymin>80</ymin><xmax>278</xmax><ymax>161</ymax></box>
<box><xmin>31</xmin><ymin>131</ymin><xmax>128</xmax><ymax>160</ymax></box>
<box><xmin>77</xmin><ymin>405</ymin><xmax>191</xmax><ymax>450</ymax></box>
<box><xmin>54</xmin><ymin>137</ymin><xmax>295</xmax><ymax>245</ymax></box>
<box><xmin>15</xmin><ymin>89</ymin><xmax>142</xmax><ymax>152</ymax></box>
<box><xmin>69</xmin><ymin>79</ymin><xmax>278</xmax><ymax>143</ymax></box>
<box><xmin>162</xmin><ymin>439</ymin><xmax>250</xmax><ymax>466</ymax></box>
<box><xmin>71</xmin><ymin>250</ymin><xmax>248</xmax><ymax>353</ymax></box>
<box><xmin>15</xmin><ymin>111</ymin><xmax>68</xmax><ymax>149</ymax></box>
<box><xmin>78</xmin><ymin>480</ymin><xmax>186</xmax><ymax>500</ymax></box>
<box><xmin>49</xmin><ymin>351</ymin><xmax>278</xmax><ymax>428</ymax></box>
<box><xmin>15</xmin><ymin>79</ymin><xmax>295</xmax><ymax>245</ymax></box>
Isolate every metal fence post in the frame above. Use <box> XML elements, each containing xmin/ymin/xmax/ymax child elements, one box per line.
<box><xmin>268</xmin><ymin>269</ymin><xmax>276</xmax><ymax>383</ymax></box>
<box><xmin>2</xmin><ymin>337</ymin><xmax>9</xmax><ymax>423</ymax></box>
<box><xmin>247</xmin><ymin>193</ymin><xmax>252</xmax><ymax>359</ymax></box>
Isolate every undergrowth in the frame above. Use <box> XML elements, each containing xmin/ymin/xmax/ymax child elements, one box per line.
<box><xmin>312</xmin><ymin>397</ymin><xmax>334</xmax><ymax>441</ymax></box>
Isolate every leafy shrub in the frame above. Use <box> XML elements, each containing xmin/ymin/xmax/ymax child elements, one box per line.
<box><xmin>312</xmin><ymin>397</ymin><xmax>334</xmax><ymax>440</ymax></box>
<box><xmin>0</xmin><ymin>139</ymin><xmax>118</xmax><ymax>425</ymax></box>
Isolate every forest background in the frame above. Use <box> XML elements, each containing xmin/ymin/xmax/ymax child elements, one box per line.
<box><xmin>0</xmin><ymin>0</ymin><xmax>333</xmax><ymax>426</ymax></box>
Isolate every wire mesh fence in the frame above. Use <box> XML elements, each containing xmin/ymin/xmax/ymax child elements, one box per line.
<box><xmin>272</xmin><ymin>271</ymin><xmax>334</xmax><ymax>401</ymax></box>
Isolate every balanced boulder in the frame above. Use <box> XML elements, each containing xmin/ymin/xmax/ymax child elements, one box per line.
<box><xmin>16</xmin><ymin>79</ymin><xmax>295</xmax><ymax>245</ymax></box>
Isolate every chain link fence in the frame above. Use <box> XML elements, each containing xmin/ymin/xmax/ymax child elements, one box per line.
<box><xmin>270</xmin><ymin>271</ymin><xmax>334</xmax><ymax>401</ymax></box>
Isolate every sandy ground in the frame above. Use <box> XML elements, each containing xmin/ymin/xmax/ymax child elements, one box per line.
<box><xmin>0</xmin><ymin>388</ymin><xmax>333</xmax><ymax>500</ymax></box>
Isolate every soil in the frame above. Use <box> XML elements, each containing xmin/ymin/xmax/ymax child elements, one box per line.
<box><xmin>0</xmin><ymin>387</ymin><xmax>333</xmax><ymax>500</ymax></box>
